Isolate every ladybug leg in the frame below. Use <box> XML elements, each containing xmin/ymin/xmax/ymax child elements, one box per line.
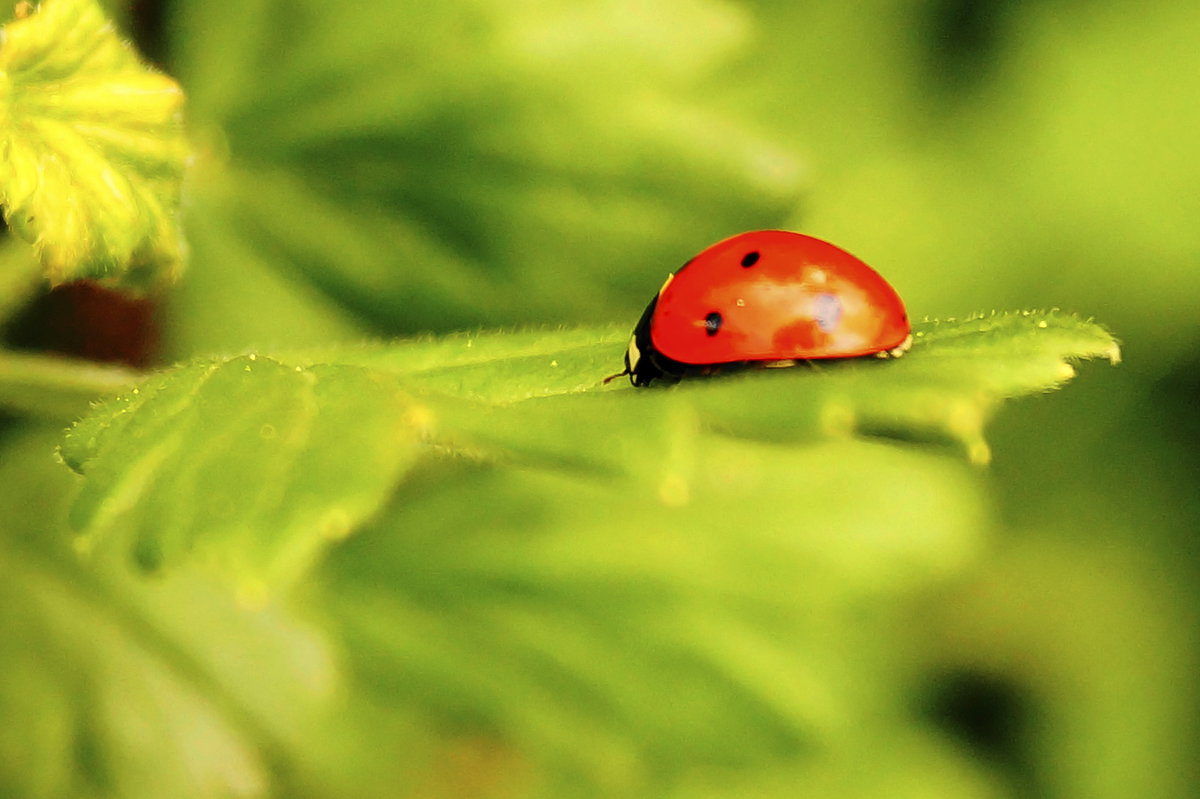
<box><xmin>762</xmin><ymin>359</ymin><xmax>799</xmax><ymax>369</ymax></box>
<box><xmin>873</xmin><ymin>333</ymin><xmax>914</xmax><ymax>359</ymax></box>
<box><xmin>890</xmin><ymin>333</ymin><xmax>914</xmax><ymax>357</ymax></box>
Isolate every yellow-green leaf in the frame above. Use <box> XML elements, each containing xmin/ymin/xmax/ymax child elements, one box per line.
<box><xmin>63</xmin><ymin>357</ymin><xmax>423</xmax><ymax>594</ymax></box>
<box><xmin>0</xmin><ymin>0</ymin><xmax>188</xmax><ymax>287</ymax></box>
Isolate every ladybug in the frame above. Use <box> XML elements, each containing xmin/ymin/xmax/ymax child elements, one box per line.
<box><xmin>611</xmin><ymin>230</ymin><xmax>912</xmax><ymax>387</ymax></box>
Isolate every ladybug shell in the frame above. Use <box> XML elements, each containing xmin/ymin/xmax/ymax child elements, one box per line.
<box><xmin>624</xmin><ymin>230</ymin><xmax>910</xmax><ymax>386</ymax></box>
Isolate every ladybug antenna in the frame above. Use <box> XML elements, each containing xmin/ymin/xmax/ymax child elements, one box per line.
<box><xmin>602</xmin><ymin>368</ymin><xmax>629</xmax><ymax>385</ymax></box>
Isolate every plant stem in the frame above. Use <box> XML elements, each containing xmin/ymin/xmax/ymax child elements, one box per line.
<box><xmin>0</xmin><ymin>349</ymin><xmax>142</xmax><ymax>420</ymax></box>
<box><xmin>0</xmin><ymin>237</ymin><xmax>45</xmax><ymax>327</ymax></box>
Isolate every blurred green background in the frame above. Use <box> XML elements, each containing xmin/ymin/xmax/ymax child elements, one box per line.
<box><xmin>2</xmin><ymin>0</ymin><xmax>1197</xmax><ymax>797</ymax></box>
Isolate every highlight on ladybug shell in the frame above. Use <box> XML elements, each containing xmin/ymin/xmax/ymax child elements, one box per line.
<box><xmin>613</xmin><ymin>230</ymin><xmax>911</xmax><ymax>387</ymax></box>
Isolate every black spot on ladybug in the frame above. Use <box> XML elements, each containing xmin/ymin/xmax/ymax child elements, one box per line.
<box><xmin>740</xmin><ymin>251</ymin><xmax>760</xmax><ymax>268</ymax></box>
<box><xmin>704</xmin><ymin>311</ymin><xmax>723</xmax><ymax>336</ymax></box>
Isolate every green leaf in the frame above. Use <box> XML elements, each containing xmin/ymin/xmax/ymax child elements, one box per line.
<box><xmin>63</xmin><ymin>356</ymin><xmax>422</xmax><ymax>594</ymax></box>
<box><xmin>679</xmin><ymin>310</ymin><xmax>1121</xmax><ymax>465</ymax></box>
<box><xmin>316</xmin><ymin>438</ymin><xmax>987</xmax><ymax>791</ymax></box>
<box><xmin>61</xmin><ymin>310</ymin><xmax>1116</xmax><ymax>593</ymax></box>
<box><xmin>0</xmin><ymin>0</ymin><xmax>188</xmax><ymax>287</ymax></box>
<box><xmin>50</xmin><ymin>311</ymin><xmax>1116</xmax><ymax>792</ymax></box>
<box><xmin>0</xmin><ymin>555</ymin><xmax>336</xmax><ymax>799</ymax></box>
<box><xmin>301</xmin><ymin>310</ymin><xmax>1119</xmax><ymax>467</ymax></box>
<box><xmin>0</xmin><ymin>423</ymin><xmax>336</xmax><ymax>799</ymax></box>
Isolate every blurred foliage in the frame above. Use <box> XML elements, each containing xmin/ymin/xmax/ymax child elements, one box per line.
<box><xmin>169</xmin><ymin>0</ymin><xmax>802</xmax><ymax>353</ymax></box>
<box><xmin>0</xmin><ymin>0</ymin><xmax>1195</xmax><ymax>798</ymax></box>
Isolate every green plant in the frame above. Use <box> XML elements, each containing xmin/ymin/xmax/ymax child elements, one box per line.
<box><xmin>0</xmin><ymin>2</ymin><xmax>1123</xmax><ymax>798</ymax></box>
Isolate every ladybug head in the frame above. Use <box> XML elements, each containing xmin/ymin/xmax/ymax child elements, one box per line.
<box><xmin>605</xmin><ymin>297</ymin><xmax>659</xmax><ymax>386</ymax></box>
<box><xmin>622</xmin><ymin>331</ymin><xmax>658</xmax><ymax>387</ymax></box>
<box><xmin>619</xmin><ymin>293</ymin><xmax>683</xmax><ymax>387</ymax></box>
<box><xmin>604</xmin><ymin>292</ymin><xmax>678</xmax><ymax>386</ymax></box>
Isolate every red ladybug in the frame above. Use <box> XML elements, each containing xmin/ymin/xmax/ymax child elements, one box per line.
<box><xmin>612</xmin><ymin>230</ymin><xmax>912</xmax><ymax>386</ymax></box>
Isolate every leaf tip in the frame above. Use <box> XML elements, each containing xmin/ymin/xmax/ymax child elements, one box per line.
<box><xmin>968</xmin><ymin>439</ymin><xmax>992</xmax><ymax>466</ymax></box>
<box><xmin>947</xmin><ymin>401</ymin><xmax>993</xmax><ymax>465</ymax></box>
